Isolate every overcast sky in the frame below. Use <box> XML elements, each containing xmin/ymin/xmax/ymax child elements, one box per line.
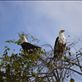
<box><xmin>0</xmin><ymin>1</ymin><xmax>82</xmax><ymax>81</ymax></box>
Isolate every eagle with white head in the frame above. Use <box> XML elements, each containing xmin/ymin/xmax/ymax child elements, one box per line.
<box><xmin>54</xmin><ymin>29</ymin><xmax>66</xmax><ymax>59</ymax></box>
<box><xmin>19</xmin><ymin>33</ymin><xmax>41</xmax><ymax>54</ymax></box>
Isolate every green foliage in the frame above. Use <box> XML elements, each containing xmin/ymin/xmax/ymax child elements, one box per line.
<box><xmin>0</xmin><ymin>33</ymin><xmax>82</xmax><ymax>82</ymax></box>
<box><xmin>6</xmin><ymin>40</ymin><xmax>21</xmax><ymax>45</ymax></box>
<box><xmin>0</xmin><ymin>43</ymin><xmax>43</xmax><ymax>82</ymax></box>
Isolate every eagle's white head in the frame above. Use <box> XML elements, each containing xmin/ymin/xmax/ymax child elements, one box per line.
<box><xmin>19</xmin><ymin>33</ymin><xmax>28</xmax><ymax>44</ymax></box>
<box><xmin>59</xmin><ymin>29</ymin><xmax>66</xmax><ymax>44</ymax></box>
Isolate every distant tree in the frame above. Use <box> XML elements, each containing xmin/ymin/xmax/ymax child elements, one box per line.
<box><xmin>0</xmin><ymin>33</ymin><xmax>82</xmax><ymax>82</ymax></box>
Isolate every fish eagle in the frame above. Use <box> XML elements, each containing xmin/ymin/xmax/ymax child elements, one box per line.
<box><xmin>54</xmin><ymin>29</ymin><xmax>66</xmax><ymax>59</ymax></box>
<box><xmin>19</xmin><ymin>33</ymin><xmax>41</xmax><ymax>54</ymax></box>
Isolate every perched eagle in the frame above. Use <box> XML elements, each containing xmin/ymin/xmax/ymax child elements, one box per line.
<box><xmin>54</xmin><ymin>29</ymin><xmax>66</xmax><ymax>59</ymax></box>
<box><xmin>19</xmin><ymin>33</ymin><xmax>41</xmax><ymax>54</ymax></box>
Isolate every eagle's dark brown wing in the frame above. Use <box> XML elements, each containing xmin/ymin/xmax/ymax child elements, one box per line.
<box><xmin>21</xmin><ymin>42</ymin><xmax>41</xmax><ymax>54</ymax></box>
<box><xmin>54</xmin><ymin>37</ymin><xmax>66</xmax><ymax>59</ymax></box>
